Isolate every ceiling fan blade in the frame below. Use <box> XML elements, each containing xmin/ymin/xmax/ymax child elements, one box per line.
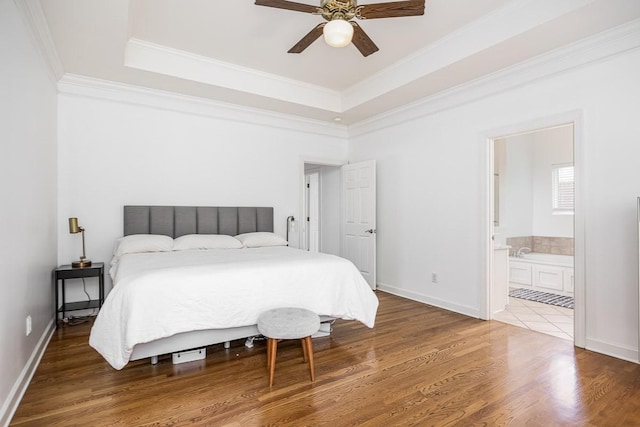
<box><xmin>254</xmin><ymin>0</ymin><xmax>318</xmax><ymax>14</ymax></box>
<box><xmin>358</xmin><ymin>0</ymin><xmax>425</xmax><ymax>19</ymax></box>
<box><xmin>288</xmin><ymin>24</ymin><xmax>325</xmax><ymax>54</ymax></box>
<box><xmin>351</xmin><ymin>23</ymin><xmax>379</xmax><ymax>57</ymax></box>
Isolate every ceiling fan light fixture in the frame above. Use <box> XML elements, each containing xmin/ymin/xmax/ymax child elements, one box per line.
<box><xmin>323</xmin><ymin>19</ymin><xmax>354</xmax><ymax>48</ymax></box>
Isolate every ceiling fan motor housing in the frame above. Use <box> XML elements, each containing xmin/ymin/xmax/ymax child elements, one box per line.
<box><xmin>319</xmin><ymin>0</ymin><xmax>361</xmax><ymax>21</ymax></box>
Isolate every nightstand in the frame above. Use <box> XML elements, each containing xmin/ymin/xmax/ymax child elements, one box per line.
<box><xmin>54</xmin><ymin>262</ymin><xmax>104</xmax><ymax>326</ymax></box>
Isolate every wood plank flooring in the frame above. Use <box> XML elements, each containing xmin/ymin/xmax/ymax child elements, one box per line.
<box><xmin>11</xmin><ymin>291</ymin><xmax>640</xmax><ymax>426</ymax></box>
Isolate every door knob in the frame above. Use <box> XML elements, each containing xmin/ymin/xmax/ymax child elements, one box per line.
<box><xmin>365</xmin><ymin>229</ymin><xmax>376</xmax><ymax>234</ymax></box>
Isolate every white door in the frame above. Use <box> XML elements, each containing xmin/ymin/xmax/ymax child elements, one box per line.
<box><xmin>342</xmin><ymin>160</ymin><xmax>376</xmax><ymax>290</ymax></box>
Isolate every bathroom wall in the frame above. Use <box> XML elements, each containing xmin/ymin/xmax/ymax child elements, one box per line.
<box><xmin>503</xmin><ymin>135</ymin><xmax>535</xmax><ymax>237</ymax></box>
<box><xmin>503</xmin><ymin>125</ymin><xmax>574</xmax><ymax>248</ymax></box>
<box><xmin>531</xmin><ymin>125</ymin><xmax>574</xmax><ymax>237</ymax></box>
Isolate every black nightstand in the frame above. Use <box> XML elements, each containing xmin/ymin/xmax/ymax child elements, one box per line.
<box><xmin>54</xmin><ymin>263</ymin><xmax>104</xmax><ymax>325</ymax></box>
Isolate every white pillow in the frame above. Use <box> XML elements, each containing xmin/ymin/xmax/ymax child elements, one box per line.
<box><xmin>113</xmin><ymin>234</ymin><xmax>174</xmax><ymax>257</ymax></box>
<box><xmin>173</xmin><ymin>234</ymin><xmax>244</xmax><ymax>250</ymax></box>
<box><xmin>234</xmin><ymin>232</ymin><xmax>288</xmax><ymax>248</ymax></box>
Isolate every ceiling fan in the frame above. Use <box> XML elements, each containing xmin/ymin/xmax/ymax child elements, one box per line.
<box><xmin>254</xmin><ymin>0</ymin><xmax>425</xmax><ymax>57</ymax></box>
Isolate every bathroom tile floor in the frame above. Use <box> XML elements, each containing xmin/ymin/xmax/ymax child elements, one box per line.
<box><xmin>494</xmin><ymin>295</ymin><xmax>574</xmax><ymax>340</ymax></box>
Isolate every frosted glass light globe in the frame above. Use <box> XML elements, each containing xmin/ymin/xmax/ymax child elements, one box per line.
<box><xmin>323</xmin><ymin>19</ymin><xmax>354</xmax><ymax>48</ymax></box>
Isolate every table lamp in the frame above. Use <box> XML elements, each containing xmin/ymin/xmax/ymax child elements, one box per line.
<box><xmin>69</xmin><ymin>217</ymin><xmax>92</xmax><ymax>268</ymax></box>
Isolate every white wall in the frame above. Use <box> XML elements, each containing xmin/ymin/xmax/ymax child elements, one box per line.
<box><xmin>0</xmin><ymin>2</ymin><xmax>58</xmax><ymax>424</ymax></box>
<box><xmin>57</xmin><ymin>93</ymin><xmax>349</xmax><ymax>295</ymax></box>
<box><xmin>349</xmin><ymin>47</ymin><xmax>640</xmax><ymax>360</ymax></box>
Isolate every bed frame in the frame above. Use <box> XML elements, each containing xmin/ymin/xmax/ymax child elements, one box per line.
<box><xmin>122</xmin><ymin>206</ymin><xmax>331</xmax><ymax>365</ymax></box>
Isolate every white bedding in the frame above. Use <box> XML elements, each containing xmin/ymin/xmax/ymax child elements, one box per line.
<box><xmin>89</xmin><ymin>246</ymin><xmax>379</xmax><ymax>369</ymax></box>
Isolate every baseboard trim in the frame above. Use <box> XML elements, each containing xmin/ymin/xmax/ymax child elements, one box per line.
<box><xmin>1</xmin><ymin>318</ymin><xmax>55</xmax><ymax>427</ymax></box>
<box><xmin>377</xmin><ymin>283</ymin><xmax>480</xmax><ymax>319</ymax></box>
<box><xmin>585</xmin><ymin>337</ymin><xmax>639</xmax><ymax>364</ymax></box>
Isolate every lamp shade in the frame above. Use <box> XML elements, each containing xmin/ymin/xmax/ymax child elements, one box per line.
<box><xmin>323</xmin><ymin>19</ymin><xmax>354</xmax><ymax>48</ymax></box>
<box><xmin>69</xmin><ymin>217</ymin><xmax>80</xmax><ymax>234</ymax></box>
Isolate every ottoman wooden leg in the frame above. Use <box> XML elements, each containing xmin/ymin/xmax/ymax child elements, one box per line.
<box><xmin>267</xmin><ymin>338</ymin><xmax>278</xmax><ymax>387</ymax></box>
<box><xmin>302</xmin><ymin>336</ymin><xmax>315</xmax><ymax>382</ymax></box>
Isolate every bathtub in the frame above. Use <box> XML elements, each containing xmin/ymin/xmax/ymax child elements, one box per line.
<box><xmin>509</xmin><ymin>252</ymin><xmax>573</xmax><ymax>268</ymax></box>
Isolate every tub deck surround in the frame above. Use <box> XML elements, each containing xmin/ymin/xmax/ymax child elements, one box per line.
<box><xmin>509</xmin><ymin>252</ymin><xmax>574</xmax><ymax>297</ymax></box>
<box><xmin>532</xmin><ymin>236</ymin><xmax>574</xmax><ymax>256</ymax></box>
<box><xmin>506</xmin><ymin>236</ymin><xmax>574</xmax><ymax>256</ymax></box>
<box><xmin>509</xmin><ymin>252</ymin><xmax>574</xmax><ymax>268</ymax></box>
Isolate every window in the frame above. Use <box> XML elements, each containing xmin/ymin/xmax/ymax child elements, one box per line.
<box><xmin>552</xmin><ymin>164</ymin><xmax>574</xmax><ymax>214</ymax></box>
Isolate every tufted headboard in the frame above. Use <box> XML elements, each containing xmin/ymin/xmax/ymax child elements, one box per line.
<box><xmin>123</xmin><ymin>206</ymin><xmax>274</xmax><ymax>238</ymax></box>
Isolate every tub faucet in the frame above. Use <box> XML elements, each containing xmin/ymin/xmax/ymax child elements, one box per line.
<box><xmin>516</xmin><ymin>247</ymin><xmax>531</xmax><ymax>258</ymax></box>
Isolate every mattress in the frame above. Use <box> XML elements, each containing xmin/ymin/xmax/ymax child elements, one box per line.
<box><xmin>89</xmin><ymin>246</ymin><xmax>379</xmax><ymax>369</ymax></box>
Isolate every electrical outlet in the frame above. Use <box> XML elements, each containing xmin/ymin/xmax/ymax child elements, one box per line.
<box><xmin>431</xmin><ymin>273</ymin><xmax>438</xmax><ymax>284</ymax></box>
<box><xmin>26</xmin><ymin>315</ymin><xmax>32</xmax><ymax>336</ymax></box>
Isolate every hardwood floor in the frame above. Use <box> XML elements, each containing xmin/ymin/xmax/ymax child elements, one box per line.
<box><xmin>11</xmin><ymin>292</ymin><xmax>640</xmax><ymax>426</ymax></box>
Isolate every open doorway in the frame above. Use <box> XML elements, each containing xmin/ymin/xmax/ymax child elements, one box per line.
<box><xmin>489</xmin><ymin>124</ymin><xmax>576</xmax><ymax>342</ymax></box>
<box><xmin>302</xmin><ymin>163</ymin><xmax>341</xmax><ymax>256</ymax></box>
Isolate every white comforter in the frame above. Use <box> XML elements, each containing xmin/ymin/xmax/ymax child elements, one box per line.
<box><xmin>89</xmin><ymin>246</ymin><xmax>379</xmax><ymax>369</ymax></box>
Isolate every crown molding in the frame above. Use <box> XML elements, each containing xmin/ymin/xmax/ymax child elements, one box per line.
<box><xmin>57</xmin><ymin>74</ymin><xmax>349</xmax><ymax>139</ymax></box>
<box><xmin>125</xmin><ymin>38</ymin><xmax>343</xmax><ymax>112</ymax></box>
<box><xmin>348</xmin><ymin>18</ymin><xmax>640</xmax><ymax>138</ymax></box>
<box><xmin>343</xmin><ymin>0</ymin><xmax>596</xmax><ymax>110</ymax></box>
<box><xmin>13</xmin><ymin>0</ymin><xmax>63</xmax><ymax>86</ymax></box>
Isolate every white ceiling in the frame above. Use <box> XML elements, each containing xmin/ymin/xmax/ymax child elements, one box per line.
<box><xmin>38</xmin><ymin>0</ymin><xmax>640</xmax><ymax>124</ymax></box>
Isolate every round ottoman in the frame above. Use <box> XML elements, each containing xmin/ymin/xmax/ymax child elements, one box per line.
<box><xmin>257</xmin><ymin>307</ymin><xmax>321</xmax><ymax>387</ymax></box>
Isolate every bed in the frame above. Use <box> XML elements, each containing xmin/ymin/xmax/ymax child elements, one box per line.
<box><xmin>89</xmin><ymin>206</ymin><xmax>379</xmax><ymax>370</ymax></box>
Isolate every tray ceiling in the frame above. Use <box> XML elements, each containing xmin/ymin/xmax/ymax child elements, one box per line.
<box><xmin>38</xmin><ymin>0</ymin><xmax>640</xmax><ymax>124</ymax></box>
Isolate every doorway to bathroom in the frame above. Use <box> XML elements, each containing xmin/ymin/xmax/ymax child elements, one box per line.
<box><xmin>489</xmin><ymin>123</ymin><xmax>576</xmax><ymax>341</ymax></box>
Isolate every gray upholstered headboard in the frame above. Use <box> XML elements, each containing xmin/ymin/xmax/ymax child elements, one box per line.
<box><xmin>123</xmin><ymin>206</ymin><xmax>274</xmax><ymax>238</ymax></box>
